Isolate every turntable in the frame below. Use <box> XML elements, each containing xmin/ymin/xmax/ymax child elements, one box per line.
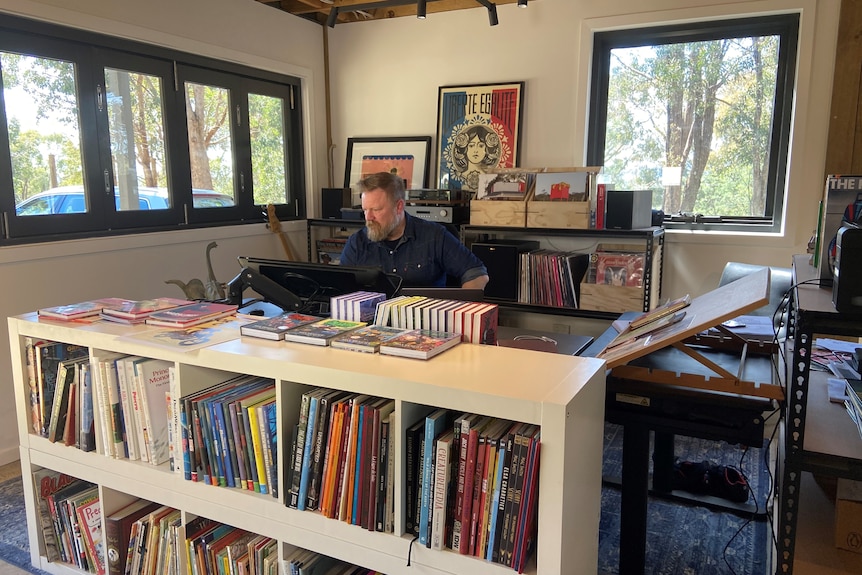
<box><xmin>404</xmin><ymin>189</ymin><xmax>470</xmax><ymax>224</ymax></box>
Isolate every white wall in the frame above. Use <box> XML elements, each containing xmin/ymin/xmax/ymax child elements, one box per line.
<box><xmin>327</xmin><ymin>0</ymin><xmax>840</xmax><ymax>299</ymax></box>
<box><xmin>0</xmin><ymin>0</ymin><xmax>327</xmax><ymax>465</ymax></box>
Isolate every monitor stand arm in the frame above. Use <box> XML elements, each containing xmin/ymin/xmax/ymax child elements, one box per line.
<box><xmin>225</xmin><ymin>267</ymin><xmax>304</xmax><ymax>312</ymax></box>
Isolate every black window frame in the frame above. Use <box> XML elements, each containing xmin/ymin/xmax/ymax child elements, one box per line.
<box><xmin>0</xmin><ymin>13</ymin><xmax>305</xmax><ymax>245</ymax></box>
<box><xmin>586</xmin><ymin>13</ymin><xmax>800</xmax><ymax>234</ymax></box>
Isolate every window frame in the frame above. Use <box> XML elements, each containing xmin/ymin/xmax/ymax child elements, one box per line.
<box><xmin>586</xmin><ymin>13</ymin><xmax>800</xmax><ymax>234</ymax></box>
<box><xmin>0</xmin><ymin>13</ymin><xmax>305</xmax><ymax>244</ymax></box>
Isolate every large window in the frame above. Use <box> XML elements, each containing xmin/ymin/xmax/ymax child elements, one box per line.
<box><xmin>587</xmin><ymin>14</ymin><xmax>799</xmax><ymax>233</ymax></box>
<box><xmin>0</xmin><ymin>14</ymin><xmax>305</xmax><ymax>243</ymax></box>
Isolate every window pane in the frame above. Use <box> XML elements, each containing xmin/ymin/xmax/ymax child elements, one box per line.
<box><xmin>185</xmin><ymin>81</ymin><xmax>235</xmax><ymax>205</ymax></box>
<box><xmin>2</xmin><ymin>52</ymin><xmax>85</xmax><ymax>216</ymax></box>
<box><xmin>249</xmin><ymin>93</ymin><xmax>287</xmax><ymax>205</ymax></box>
<box><xmin>105</xmin><ymin>68</ymin><xmax>168</xmax><ymax>212</ymax></box>
<box><xmin>603</xmin><ymin>36</ymin><xmax>779</xmax><ymax>218</ymax></box>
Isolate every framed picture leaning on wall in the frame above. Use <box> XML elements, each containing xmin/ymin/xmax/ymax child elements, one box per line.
<box><xmin>436</xmin><ymin>81</ymin><xmax>524</xmax><ymax>195</ymax></box>
<box><xmin>344</xmin><ymin>136</ymin><xmax>432</xmax><ymax>205</ymax></box>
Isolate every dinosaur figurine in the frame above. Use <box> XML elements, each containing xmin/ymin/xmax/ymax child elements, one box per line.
<box><xmin>165</xmin><ymin>241</ymin><xmax>225</xmax><ymax>301</ymax></box>
<box><xmin>204</xmin><ymin>241</ymin><xmax>226</xmax><ymax>301</ymax></box>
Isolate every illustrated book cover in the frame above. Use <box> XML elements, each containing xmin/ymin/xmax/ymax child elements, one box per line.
<box><xmin>283</xmin><ymin>319</ymin><xmax>366</xmax><ymax>346</ymax></box>
<box><xmin>239</xmin><ymin>313</ymin><xmax>322</xmax><ymax>341</ymax></box>
<box><xmin>144</xmin><ymin>301</ymin><xmax>238</xmax><ymax>328</ymax></box>
<box><xmin>330</xmin><ymin>325</ymin><xmax>408</xmax><ymax>353</ymax></box>
<box><xmin>99</xmin><ymin>297</ymin><xmax>192</xmax><ymax>323</ymax></box>
<box><xmin>378</xmin><ymin>329</ymin><xmax>461</xmax><ymax>360</ymax></box>
<box><xmin>38</xmin><ymin>298</ymin><xmax>133</xmax><ymax>321</ymax></box>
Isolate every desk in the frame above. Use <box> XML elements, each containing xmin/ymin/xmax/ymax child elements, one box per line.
<box><xmin>583</xmin><ymin>321</ymin><xmax>775</xmax><ymax>575</ymax></box>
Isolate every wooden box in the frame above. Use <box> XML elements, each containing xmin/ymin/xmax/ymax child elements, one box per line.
<box><xmin>579</xmin><ymin>283</ymin><xmax>645</xmax><ymax>312</ymax></box>
<box><xmin>469</xmin><ymin>198</ymin><xmax>528</xmax><ymax>227</ymax></box>
<box><xmin>527</xmin><ymin>200</ymin><xmax>589</xmax><ymax>229</ymax></box>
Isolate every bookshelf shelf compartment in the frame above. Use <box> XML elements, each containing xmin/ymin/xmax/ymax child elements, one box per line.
<box><xmin>10</xmin><ymin>312</ymin><xmax>606</xmax><ymax>574</ymax></box>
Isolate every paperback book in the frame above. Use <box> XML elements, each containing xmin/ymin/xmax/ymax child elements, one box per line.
<box><xmin>283</xmin><ymin>319</ymin><xmax>366</xmax><ymax>346</ymax></box>
<box><xmin>330</xmin><ymin>325</ymin><xmax>408</xmax><ymax>353</ymax></box>
<box><xmin>38</xmin><ymin>298</ymin><xmax>134</xmax><ymax>321</ymax></box>
<box><xmin>239</xmin><ymin>313</ymin><xmax>322</xmax><ymax>341</ymax></box>
<box><xmin>144</xmin><ymin>301</ymin><xmax>238</xmax><ymax>328</ymax></box>
<box><xmin>378</xmin><ymin>329</ymin><xmax>461</xmax><ymax>360</ymax></box>
<box><xmin>99</xmin><ymin>297</ymin><xmax>192</xmax><ymax>324</ymax></box>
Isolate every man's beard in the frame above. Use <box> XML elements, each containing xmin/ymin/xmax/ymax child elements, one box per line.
<box><xmin>366</xmin><ymin>217</ymin><xmax>398</xmax><ymax>242</ymax></box>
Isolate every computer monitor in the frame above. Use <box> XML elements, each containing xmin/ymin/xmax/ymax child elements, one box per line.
<box><xmin>235</xmin><ymin>256</ymin><xmax>402</xmax><ymax>314</ymax></box>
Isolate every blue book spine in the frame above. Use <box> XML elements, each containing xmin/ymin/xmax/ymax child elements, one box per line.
<box><xmin>181</xmin><ymin>402</ymin><xmax>191</xmax><ymax>481</ymax></box>
<box><xmin>264</xmin><ymin>401</ymin><xmax>279</xmax><ymax>498</ymax></box>
<box><xmin>351</xmin><ymin>405</ymin><xmax>366</xmax><ymax>525</ymax></box>
<box><xmin>204</xmin><ymin>399</ymin><xmax>227</xmax><ymax>487</ymax></box>
<box><xmin>297</xmin><ymin>394</ymin><xmax>319</xmax><ymax>511</ymax></box>
<box><xmin>419</xmin><ymin>410</ymin><xmax>447</xmax><ymax>546</ymax></box>
<box><xmin>486</xmin><ymin>442</ymin><xmax>507</xmax><ymax>561</ymax></box>
<box><xmin>213</xmin><ymin>400</ymin><xmax>235</xmax><ymax>488</ymax></box>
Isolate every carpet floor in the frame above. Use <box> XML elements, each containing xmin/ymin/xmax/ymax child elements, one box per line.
<box><xmin>0</xmin><ymin>423</ymin><xmax>772</xmax><ymax>575</ymax></box>
<box><xmin>599</xmin><ymin>422</ymin><xmax>773</xmax><ymax>575</ymax></box>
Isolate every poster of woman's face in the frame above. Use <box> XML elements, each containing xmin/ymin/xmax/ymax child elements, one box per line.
<box><xmin>436</xmin><ymin>82</ymin><xmax>524</xmax><ymax>194</ymax></box>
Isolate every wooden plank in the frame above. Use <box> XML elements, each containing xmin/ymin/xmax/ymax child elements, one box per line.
<box><xmin>609</xmin><ymin>364</ymin><xmax>784</xmax><ymax>400</ymax></box>
<box><xmin>597</xmin><ymin>267</ymin><xmax>770</xmax><ymax>368</ymax></box>
<box><xmin>825</xmin><ymin>0</ymin><xmax>862</xmax><ymax>174</ymax></box>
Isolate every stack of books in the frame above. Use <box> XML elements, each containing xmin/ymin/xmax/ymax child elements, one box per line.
<box><xmin>845</xmin><ymin>379</ymin><xmax>862</xmax><ymax>440</ymax></box>
<box><xmin>330</xmin><ymin>291</ymin><xmax>387</xmax><ymax>323</ymax></box>
<box><xmin>373</xmin><ymin>296</ymin><xmax>498</xmax><ymax>345</ymax></box>
<box><xmin>37</xmin><ymin>297</ymin><xmax>135</xmax><ymax>322</ymax></box>
<box><xmin>239</xmin><ymin>312</ymin><xmax>322</xmax><ymax>341</ymax></box>
<box><xmin>99</xmin><ymin>297</ymin><xmax>192</xmax><ymax>324</ymax></box>
<box><xmin>143</xmin><ymin>301</ymin><xmax>238</xmax><ymax>328</ymax></box>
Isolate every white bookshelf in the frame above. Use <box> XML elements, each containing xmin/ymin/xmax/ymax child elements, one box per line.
<box><xmin>9</xmin><ymin>312</ymin><xmax>606</xmax><ymax>575</ymax></box>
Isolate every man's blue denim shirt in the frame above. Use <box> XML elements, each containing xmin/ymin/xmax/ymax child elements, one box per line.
<box><xmin>340</xmin><ymin>213</ymin><xmax>487</xmax><ymax>287</ymax></box>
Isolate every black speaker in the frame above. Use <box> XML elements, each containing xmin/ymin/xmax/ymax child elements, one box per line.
<box><xmin>605</xmin><ymin>190</ymin><xmax>653</xmax><ymax>230</ymax></box>
<box><xmin>321</xmin><ymin>187</ymin><xmax>351</xmax><ymax>219</ymax></box>
<box><xmin>832</xmin><ymin>224</ymin><xmax>862</xmax><ymax>311</ymax></box>
<box><xmin>471</xmin><ymin>240</ymin><xmax>540</xmax><ymax>300</ymax></box>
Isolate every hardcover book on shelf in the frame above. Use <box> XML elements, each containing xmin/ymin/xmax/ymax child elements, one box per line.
<box><xmin>419</xmin><ymin>408</ymin><xmax>450</xmax><ymax>547</ymax></box>
<box><xmin>46</xmin><ymin>357</ymin><xmax>88</xmax><ymax>444</ymax></box>
<box><xmin>283</xmin><ymin>318</ymin><xmax>366</xmax><ymax>346</ymax></box>
<box><xmin>238</xmin><ymin>312</ymin><xmax>321</xmax><ymax>341</ymax></box>
<box><xmin>35</xmin><ymin>341</ymin><xmax>89</xmax><ymax>438</ymax></box>
<box><xmin>329</xmin><ymin>325</ymin><xmax>408</xmax><ymax>353</ymax></box>
<box><xmin>38</xmin><ymin>298</ymin><xmax>133</xmax><ymax>321</ymax></box>
<box><xmin>99</xmin><ymin>297</ymin><xmax>192</xmax><ymax>324</ymax></box>
<box><xmin>105</xmin><ymin>499</ymin><xmax>161</xmax><ymax>575</ymax></box>
<box><xmin>144</xmin><ymin>301</ymin><xmax>238</xmax><ymax>328</ymax></box>
<box><xmin>379</xmin><ymin>329</ymin><xmax>461</xmax><ymax>360</ymax></box>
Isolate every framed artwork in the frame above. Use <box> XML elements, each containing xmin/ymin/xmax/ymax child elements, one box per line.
<box><xmin>436</xmin><ymin>81</ymin><xmax>525</xmax><ymax>194</ymax></box>
<box><xmin>343</xmin><ymin>136</ymin><xmax>432</xmax><ymax>200</ymax></box>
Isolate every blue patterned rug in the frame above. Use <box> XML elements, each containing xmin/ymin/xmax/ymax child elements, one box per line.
<box><xmin>599</xmin><ymin>422</ymin><xmax>772</xmax><ymax>575</ymax></box>
<box><xmin>0</xmin><ymin>474</ymin><xmax>49</xmax><ymax>574</ymax></box>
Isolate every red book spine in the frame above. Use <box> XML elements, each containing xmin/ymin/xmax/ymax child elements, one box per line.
<box><xmin>596</xmin><ymin>183</ymin><xmax>607</xmax><ymax>230</ymax></box>
<box><xmin>459</xmin><ymin>428</ymin><xmax>480</xmax><ymax>554</ymax></box>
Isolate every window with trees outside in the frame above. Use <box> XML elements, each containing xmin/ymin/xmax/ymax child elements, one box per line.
<box><xmin>586</xmin><ymin>14</ymin><xmax>799</xmax><ymax>233</ymax></box>
<box><xmin>0</xmin><ymin>14</ymin><xmax>305</xmax><ymax>244</ymax></box>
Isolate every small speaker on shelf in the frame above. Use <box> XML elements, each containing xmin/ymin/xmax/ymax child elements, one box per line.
<box><xmin>832</xmin><ymin>224</ymin><xmax>862</xmax><ymax>311</ymax></box>
<box><xmin>321</xmin><ymin>187</ymin><xmax>351</xmax><ymax>219</ymax></box>
<box><xmin>605</xmin><ymin>190</ymin><xmax>653</xmax><ymax>230</ymax></box>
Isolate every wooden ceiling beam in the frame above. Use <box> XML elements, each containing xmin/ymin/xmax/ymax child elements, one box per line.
<box><xmin>255</xmin><ymin>0</ymin><xmax>532</xmax><ymax>24</ymax></box>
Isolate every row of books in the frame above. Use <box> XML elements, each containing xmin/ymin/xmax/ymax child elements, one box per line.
<box><xmin>179</xmin><ymin>375</ymin><xmax>279</xmax><ymax>497</ymax></box>
<box><xmin>518</xmin><ymin>250</ymin><xmax>589</xmax><ymax>308</ymax></box>
<box><xmin>240</xmin><ymin>314</ymin><xmax>463</xmax><ymax>359</ymax></box>
<box><xmin>372</xmin><ymin>295</ymin><xmax>498</xmax><ymax>345</ymax></box>
<box><xmin>32</xmin><ymin>469</ymin><xmax>102</xmax><ymax>573</ymax></box>
<box><xmin>25</xmin><ymin>338</ymin><xmax>90</xmax><ymax>443</ymax></box>
<box><xmin>287</xmin><ymin>389</ymin><xmax>397</xmax><ymax>535</ymax></box>
<box><xmin>38</xmin><ymin>297</ymin><xmax>238</xmax><ymax>329</ymax></box>
<box><xmin>284</xmin><ymin>547</ymin><xmax>384</xmax><ymax>575</ymax></box>
<box><xmin>329</xmin><ymin>291</ymin><xmax>386</xmax><ymax>323</ymax></box>
<box><xmin>406</xmin><ymin>411</ymin><xmax>541</xmax><ymax>572</ymax></box>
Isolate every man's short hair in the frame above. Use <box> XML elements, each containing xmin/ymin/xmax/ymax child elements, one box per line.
<box><xmin>358</xmin><ymin>171</ymin><xmax>406</xmax><ymax>203</ymax></box>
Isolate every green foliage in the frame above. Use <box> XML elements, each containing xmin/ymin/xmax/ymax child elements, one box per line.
<box><xmin>249</xmin><ymin>93</ymin><xmax>288</xmax><ymax>205</ymax></box>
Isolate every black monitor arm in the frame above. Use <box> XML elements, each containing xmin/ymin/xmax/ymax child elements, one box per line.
<box><xmin>225</xmin><ymin>267</ymin><xmax>304</xmax><ymax>312</ymax></box>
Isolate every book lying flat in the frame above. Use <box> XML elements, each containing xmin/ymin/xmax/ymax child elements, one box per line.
<box><xmin>329</xmin><ymin>325</ymin><xmax>408</xmax><ymax>353</ymax></box>
<box><xmin>100</xmin><ymin>297</ymin><xmax>192</xmax><ymax>323</ymax></box>
<box><xmin>144</xmin><ymin>301</ymin><xmax>238</xmax><ymax>328</ymax></box>
<box><xmin>626</xmin><ymin>294</ymin><xmax>691</xmax><ymax>331</ymax></box>
<box><xmin>378</xmin><ymin>329</ymin><xmax>461</xmax><ymax>360</ymax></box>
<box><xmin>38</xmin><ymin>298</ymin><xmax>134</xmax><ymax>321</ymax></box>
<box><xmin>240</xmin><ymin>313</ymin><xmax>322</xmax><ymax>341</ymax></box>
<box><xmin>282</xmin><ymin>319</ymin><xmax>366</xmax><ymax>346</ymax></box>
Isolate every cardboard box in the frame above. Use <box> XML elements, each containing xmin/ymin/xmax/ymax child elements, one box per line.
<box><xmin>836</xmin><ymin>478</ymin><xmax>862</xmax><ymax>554</ymax></box>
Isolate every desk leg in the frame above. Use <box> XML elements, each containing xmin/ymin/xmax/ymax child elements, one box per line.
<box><xmin>620</xmin><ymin>424</ymin><xmax>650</xmax><ymax>575</ymax></box>
<box><xmin>652</xmin><ymin>432</ymin><xmax>675</xmax><ymax>493</ymax></box>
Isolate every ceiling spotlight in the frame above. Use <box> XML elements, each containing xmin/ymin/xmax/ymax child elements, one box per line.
<box><xmin>518</xmin><ymin>0</ymin><xmax>528</xmax><ymax>7</ymax></box>
<box><xmin>326</xmin><ymin>6</ymin><xmax>339</xmax><ymax>27</ymax></box>
<box><xmin>417</xmin><ymin>0</ymin><xmax>427</xmax><ymax>19</ymax></box>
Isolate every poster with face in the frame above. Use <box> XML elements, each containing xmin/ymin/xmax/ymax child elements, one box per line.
<box><xmin>436</xmin><ymin>82</ymin><xmax>524</xmax><ymax>194</ymax></box>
